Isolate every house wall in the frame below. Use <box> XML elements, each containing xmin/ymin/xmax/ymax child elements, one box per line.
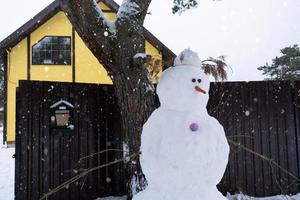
<box><xmin>30</xmin><ymin>12</ymin><xmax>73</xmax><ymax>82</ymax></box>
<box><xmin>6</xmin><ymin>1</ymin><xmax>162</xmax><ymax>142</ymax></box>
<box><xmin>7</xmin><ymin>39</ymin><xmax>27</xmax><ymax>142</ymax></box>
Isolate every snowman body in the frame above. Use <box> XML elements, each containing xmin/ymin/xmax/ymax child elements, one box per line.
<box><xmin>133</xmin><ymin>50</ymin><xmax>229</xmax><ymax>200</ymax></box>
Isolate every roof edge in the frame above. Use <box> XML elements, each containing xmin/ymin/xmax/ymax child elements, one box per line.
<box><xmin>0</xmin><ymin>0</ymin><xmax>60</xmax><ymax>52</ymax></box>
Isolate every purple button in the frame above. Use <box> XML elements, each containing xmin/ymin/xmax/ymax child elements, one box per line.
<box><xmin>190</xmin><ymin>123</ymin><xmax>199</xmax><ymax>132</ymax></box>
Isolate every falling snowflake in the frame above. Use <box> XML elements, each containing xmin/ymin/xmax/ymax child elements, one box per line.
<box><xmin>245</xmin><ymin>110</ymin><xmax>250</xmax><ymax>116</ymax></box>
<box><xmin>106</xmin><ymin>177</ymin><xmax>111</xmax><ymax>183</ymax></box>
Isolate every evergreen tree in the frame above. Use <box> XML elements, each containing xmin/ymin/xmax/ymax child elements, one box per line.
<box><xmin>258</xmin><ymin>44</ymin><xmax>300</xmax><ymax>80</ymax></box>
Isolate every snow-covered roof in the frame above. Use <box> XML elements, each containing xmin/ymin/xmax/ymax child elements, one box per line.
<box><xmin>50</xmin><ymin>100</ymin><xmax>74</xmax><ymax>109</ymax></box>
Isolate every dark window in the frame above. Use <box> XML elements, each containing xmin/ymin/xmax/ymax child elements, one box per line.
<box><xmin>32</xmin><ymin>36</ymin><xmax>71</xmax><ymax>65</ymax></box>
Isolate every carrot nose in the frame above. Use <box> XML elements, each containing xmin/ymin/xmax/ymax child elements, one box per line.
<box><xmin>195</xmin><ymin>86</ymin><xmax>207</xmax><ymax>94</ymax></box>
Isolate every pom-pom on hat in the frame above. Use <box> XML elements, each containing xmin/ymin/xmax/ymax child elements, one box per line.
<box><xmin>174</xmin><ymin>49</ymin><xmax>202</xmax><ymax>67</ymax></box>
<box><xmin>174</xmin><ymin>48</ymin><xmax>228</xmax><ymax>81</ymax></box>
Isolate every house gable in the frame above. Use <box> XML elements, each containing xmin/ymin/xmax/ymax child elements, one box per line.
<box><xmin>30</xmin><ymin>12</ymin><xmax>73</xmax><ymax>82</ymax></box>
<box><xmin>0</xmin><ymin>0</ymin><xmax>175</xmax><ymax>62</ymax></box>
<box><xmin>1</xmin><ymin>0</ymin><xmax>174</xmax><ymax>84</ymax></box>
<box><xmin>1</xmin><ymin>0</ymin><xmax>175</xmax><ymax>143</ymax></box>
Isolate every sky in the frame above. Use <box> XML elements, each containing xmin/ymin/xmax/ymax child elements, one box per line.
<box><xmin>0</xmin><ymin>0</ymin><xmax>300</xmax><ymax>81</ymax></box>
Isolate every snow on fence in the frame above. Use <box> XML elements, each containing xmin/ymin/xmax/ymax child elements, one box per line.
<box><xmin>14</xmin><ymin>80</ymin><xmax>300</xmax><ymax>200</ymax></box>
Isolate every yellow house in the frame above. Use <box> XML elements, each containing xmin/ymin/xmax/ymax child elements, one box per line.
<box><xmin>0</xmin><ymin>0</ymin><xmax>175</xmax><ymax>144</ymax></box>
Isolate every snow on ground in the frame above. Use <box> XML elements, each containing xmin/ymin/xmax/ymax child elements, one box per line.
<box><xmin>227</xmin><ymin>193</ymin><xmax>300</xmax><ymax>200</ymax></box>
<box><xmin>96</xmin><ymin>196</ymin><xmax>127</xmax><ymax>200</ymax></box>
<box><xmin>0</xmin><ymin>127</ymin><xmax>15</xmax><ymax>200</ymax></box>
<box><xmin>95</xmin><ymin>194</ymin><xmax>300</xmax><ymax>200</ymax></box>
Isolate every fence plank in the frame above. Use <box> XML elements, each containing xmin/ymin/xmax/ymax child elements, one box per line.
<box><xmin>286</xmin><ymin>82</ymin><xmax>299</xmax><ymax>194</ymax></box>
<box><xmin>267</xmin><ymin>82</ymin><xmax>281</xmax><ymax>195</ymax></box>
<box><xmin>277</xmin><ymin>82</ymin><xmax>289</xmax><ymax>193</ymax></box>
<box><xmin>292</xmin><ymin>82</ymin><xmax>300</xmax><ymax>193</ymax></box>
<box><xmin>41</xmin><ymin>82</ymin><xmax>50</xmax><ymax>198</ymax></box>
<box><xmin>258</xmin><ymin>82</ymin><xmax>272</xmax><ymax>196</ymax></box>
<box><xmin>235</xmin><ymin>83</ymin><xmax>247</xmax><ymax>192</ymax></box>
<box><xmin>221</xmin><ymin>83</ymin><xmax>237</xmax><ymax>194</ymax></box>
<box><xmin>244</xmin><ymin>82</ymin><xmax>256</xmax><ymax>196</ymax></box>
<box><xmin>70</xmin><ymin>84</ymin><xmax>80</xmax><ymax>200</ymax></box>
<box><xmin>31</xmin><ymin>82</ymin><xmax>41</xmax><ymax>200</ymax></box>
<box><xmin>281</xmin><ymin>81</ymin><xmax>299</xmax><ymax>193</ymax></box>
<box><xmin>18</xmin><ymin>82</ymin><xmax>29</xmax><ymax>200</ymax></box>
<box><xmin>87</xmin><ymin>85</ymin><xmax>98</xmax><ymax>199</ymax></box>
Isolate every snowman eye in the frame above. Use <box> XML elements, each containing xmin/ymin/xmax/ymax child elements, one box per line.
<box><xmin>197</xmin><ymin>79</ymin><xmax>202</xmax><ymax>83</ymax></box>
<box><xmin>192</xmin><ymin>78</ymin><xmax>196</xmax><ymax>83</ymax></box>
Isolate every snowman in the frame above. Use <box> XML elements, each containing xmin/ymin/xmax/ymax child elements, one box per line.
<box><xmin>133</xmin><ymin>49</ymin><xmax>230</xmax><ymax>200</ymax></box>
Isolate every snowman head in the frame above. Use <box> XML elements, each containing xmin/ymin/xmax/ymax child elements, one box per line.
<box><xmin>157</xmin><ymin>49</ymin><xmax>210</xmax><ymax>112</ymax></box>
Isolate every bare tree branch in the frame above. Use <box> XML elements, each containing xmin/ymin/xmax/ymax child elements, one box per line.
<box><xmin>113</xmin><ymin>0</ymin><xmax>153</xmax><ymax>74</ymax></box>
<box><xmin>40</xmin><ymin>152</ymin><xmax>141</xmax><ymax>200</ymax></box>
<box><xmin>116</xmin><ymin>0</ymin><xmax>152</xmax><ymax>26</ymax></box>
<box><xmin>228</xmin><ymin>139</ymin><xmax>300</xmax><ymax>184</ymax></box>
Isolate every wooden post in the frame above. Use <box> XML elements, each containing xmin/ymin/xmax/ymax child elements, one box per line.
<box><xmin>1</xmin><ymin>52</ymin><xmax>8</xmax><ymax>144</ymax></box>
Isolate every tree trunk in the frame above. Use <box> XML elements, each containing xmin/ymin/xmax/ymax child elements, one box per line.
<box><xmin>111</xmin><ymin>31</ymin><xmax>156</xmax><ymax>197</ymax></box>
<box><xmin>113</xmin><ymin>69</ymin><xmax>156</xmax><ymax>198</ymax></box>
<box><xmin>59</xmin><ymin>0</ymin><xmax>155</xmax><ymax>198</ymax></box>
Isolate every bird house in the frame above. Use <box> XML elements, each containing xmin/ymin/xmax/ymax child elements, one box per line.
<box><xmin>50</xmin><ymin>100</ymin><xmax>74</xmax><ymax>131</ymax></box>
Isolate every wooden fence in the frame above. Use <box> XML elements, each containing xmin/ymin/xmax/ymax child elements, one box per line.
<box><xmin>15</xmin><ymin>80</ymin><xmax>300</xmax><ymax>200</ymax></box>
<box><xmin>15</xmin><ymin>81</ymin><xmax>125</xmax><ymax>200</ymax></box>
<box><xmin>208</xmin><ymin>81</ymin><xmax>300</xmax><ymax>196</ymax></box>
